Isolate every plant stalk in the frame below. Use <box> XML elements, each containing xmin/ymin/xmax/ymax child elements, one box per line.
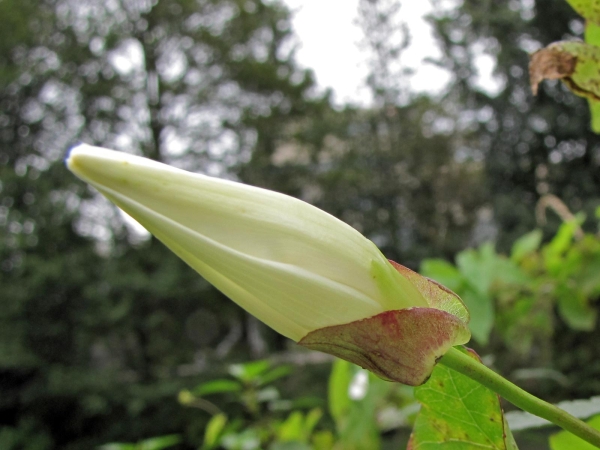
<box><xmin>439</xmin><ymin>347</ymin><xmax>600</xmax><ymax>448</ymax></box>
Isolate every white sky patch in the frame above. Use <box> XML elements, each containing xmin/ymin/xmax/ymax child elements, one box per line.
<box><xmin>282</xmin><ymin>0</ymin><xmax>453</xmax><ymax>105</ymax></box>
<box><xmin>119</xmin><ymin>209</ymin><xmax>151</xmax><ymax>242</ymax></box>
<box><xmin>471</xmin><ymin>52</ymin><xmax>505</xmax><ymax>96</ymax></box>
<box><xmin>283</xmin><ymin>0</ymin><xmax>504</xmax><ymax>104</ymax></box>
<box><xmin>283</xmin><ymin>0</ymin><xmax>370</xmax><ymax>105</ymax></box>
<box><xmin>399</xmin><ymin>1</ymin><xmax>452</xmax><ymax>95</ymax></box>
<box><xmin>348</xmin><ymin>369</ymin><xmax>369</xmax><ymax>400</ymax></box>
<box><xmin>108</xmin><ymin>38</ymin><xmax>144</xmax><ymax>75</ymax></box>
<box><xmin>469</xmin><ymin>38</ymin><xmax>506</xmax><ymax>96</ymax></box>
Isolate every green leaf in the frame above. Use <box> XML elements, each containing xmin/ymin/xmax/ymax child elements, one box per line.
<box><xmin>458</xmin><ymin>243</ymin><xmax>528</xmax><ymax>294</ymax></box>
<box><xmin>586</xmin><ymin>20</ymin><xmax>600</xmax><ymax>45</ymax></box>
<box><xmin>461</xmin><ymin>289</ymin><xmax>495</xmax><ymax>345</ymax></box>
<box><xmin>98</xmin><ymin>445</ymin><xmax>137</xmax><ymax>450</ymax></box>
<box><xmin>228</xmin><ymin>360</ymin><xmax>271</xmax><ymax>382</ymax></box>
<box><xmin>99</xmin><ymin>436</ymin><xmax>181</xmax><ymax>450</ymax></box>
<box><xmin>503</xmin><ymin>416</ymin><xmax>519</xmax><ymax>450</ymax></box>
<box><xmin>302</xmin><ymin>408</ymin><xmax>323</xmax><ymax>439</ymax></box>
<box><xmin>550</xmin><ymin>414</ymin><xmax>600</xmax><ymax>450</ymax></box>
<box><xmin>203</xmin><ymin>414</ymin><xmax>228</xmax><ymax>450</ymax></box>
<box><xmin>420</xmin><ymin>259</ymin><xmax>465</xmax><ymax>293</ymax></box>
<box><xmin>584</xmin><ymin>19</ymin><xmax>600</xmax><ymax>133</ymax></box>
<box><xmin>311</xmin><ymin>430</ymin><xmax>335</xmax><ymax>450</ymax></box>
<box><xmin>578</xmin><ymin>255</ymin><xmax>600</xmax><ymax>297</ymax></box>
<box><xmin>567</xmin><ymin>0</ymin><xmax>600</xmax><ymax>24</ymax></box>
<box><xmin>274</xmin><ymin>408</ymin><xmax>322</xmax><ymax>444</ymax></box>
<box><xmin>588</xmin><ymin>99</ymin><xmax>600</xmax><ymax>134</ymax></box>
<box><xmin>336</xmin><ymin>370</ymin><xmax>388</xmax><ymax>450</ymax></box>
<box><xmin>546</xmin><ymin>219</ymin><xmax>581</xmax><ymax>257</ymax></box>
<box><xmin>457</xmin><ymin>246</ymin><xmax>496</xmax><ymax>294</ymax></box>
<box><xmin>277</xmin><ymin>411</ymin><xmax>306</xmax><ymax>442</ymax></box>
<box><xmin>409</xmin><ymin>347</ymin><xmax>518</xmax><ymax>449</ymax></box>
<box><xmin>328</xmin><ymin>359</ymin><xmax>353</xmax><ymax>423</ymax></box>
<box><xmin>257</xmin><ymin>365</ymin><xmax>292</xmax><ymax>386</ymax></box>
<box><xmin>511</xmin><ymin>229</ymin><xmax>543</xmax><ymax>263</ymax></box>
<box><xmin>269</xmin><ymin>443</ymin><xmax>312</xmax><ymax>450</ymax></box>
<box><xmin>425</xmin><ymin>244</ymin><xmax>529</xmax><ymax>345</ymax></box>
<box><xmin>543</xmin><ymin>217</ymin><xmax>585</xmax><ymax>275</ymax></box>
<box><xmin>493</xmin><ymin>259</ymin><xmax>530</xmax><ymax>286</ymax></box>
<box><xmin>137</xmin><ymin>435</ymin><xmax>181</xmax><ymax>450</ymax></box>
<box><xmin>193</xmin><ymin>379</ymin><xmax>243</xmax><ymax>396</ymax></box>
<box><xmin>556</xmin><ymin>285</ymin><xmax>597</xmax><ymax>331</ymax></box>
<box><xmin>327</xmin><ymin>360</ymin><xmax>394</xmax><ymax>450</ymax></box>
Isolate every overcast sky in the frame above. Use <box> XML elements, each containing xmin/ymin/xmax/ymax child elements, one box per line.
<box><xmin>281</xmin><ymin>0</ymin><xmax>450</xmax><ymax>105</ymax></box>
<box><xmin>281</xmin><ymin>0</ymin><xmax>500</xmax><ymax>105</ymax></box>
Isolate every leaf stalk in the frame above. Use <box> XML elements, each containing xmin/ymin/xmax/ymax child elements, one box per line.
<box><xmin>439</xmin><ymin>346</ymin><xmax>600</xmax><ymax>448</ymax></box>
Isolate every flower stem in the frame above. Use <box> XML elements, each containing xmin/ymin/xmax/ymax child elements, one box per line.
<box><xmin>439</xmin><ymin>346</ymin><xmax>600</xmax><ymax>448</ymax></box>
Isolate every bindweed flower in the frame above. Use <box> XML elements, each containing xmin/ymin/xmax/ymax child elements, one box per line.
<box><xmin>67</xmin><ymin>144</ymin><xmax>470</xmax><ymax>385</ymax></box>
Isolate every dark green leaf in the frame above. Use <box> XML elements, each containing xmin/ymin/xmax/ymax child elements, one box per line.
<box><xmin>410</xmin><ymin>347</ymin><xmax>518</xmax><ymax>449</ymax></box>
<box><xmin>556</xmin><ymin>285</ymin><xmax>597</xmax><ymax>331</ymax></box>
<box><xmin>257</xmin><ymin>365</ymin><xmax>293</xmax><ymax>386</ymax></box>
<box><xmin>193</xmin><ymin>379</ymin><xmax>243</xmax><ymax>396</ymax></box>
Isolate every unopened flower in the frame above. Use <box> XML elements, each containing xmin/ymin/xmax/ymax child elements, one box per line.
<box><xmin>67</xmin><ymin>144</ymin><xmax>470</xmax><ymax>385</ymax></box>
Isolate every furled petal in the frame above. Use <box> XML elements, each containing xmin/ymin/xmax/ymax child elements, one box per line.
<box><xmin>67</xmin><ymin>144</ymin><xmax>429</xmax><ymax>341</ymax></box>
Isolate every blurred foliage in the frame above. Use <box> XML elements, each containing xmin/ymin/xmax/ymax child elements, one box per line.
<box><xmin>422</xmin><ymin>209</ymin><xmax>600</xmax><ymax>406</ymax></box>
<box><xmin>99</xmin><ymin>435</ymin><xmax>182</xmax><ymax>450</ymax></box>
<box><xmin>172</xmin><ymin>358</ymin><xmax>418</xmax><ymax>450</ymax></box>
<box><xmin>430</xmin><ymin>0</ymin><xmax>600</xmax><ymax>251</ymax></box>
<box><xmin>178</xmin><ymin>359</ymin><xmax>328</xmax><ymax>450</ymax></box>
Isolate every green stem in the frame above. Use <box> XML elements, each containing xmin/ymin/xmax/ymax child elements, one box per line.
<box><xmin>439</xmin><ymin>347</ymin><xmax>600</xmax><ymax>449</ymax></box>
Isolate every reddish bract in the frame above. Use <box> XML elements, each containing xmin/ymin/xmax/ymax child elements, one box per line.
<box><xmin>299</xmin><ymin>307</ymin><xmax>468</xmax><ymax>386</ymax></box>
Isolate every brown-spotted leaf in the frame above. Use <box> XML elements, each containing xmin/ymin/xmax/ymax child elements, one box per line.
<box><xmin>389</xmin><ymin>260</ymin><xmax>470</xmax><ymax>326</ymax></box>
<box><xmin>408</xmin><ymin>347</ymin><xmax>519</xmax><ymax>449</ymax></box>
<box><xmin>298</xmin><ymin>308</ymin><xmax>470</xmax><ymax>386</ymax></box>
<box><xmin>529</xmin><ymin>41</ymin><xmax>600</xmax><ymax>100</ymax></box>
